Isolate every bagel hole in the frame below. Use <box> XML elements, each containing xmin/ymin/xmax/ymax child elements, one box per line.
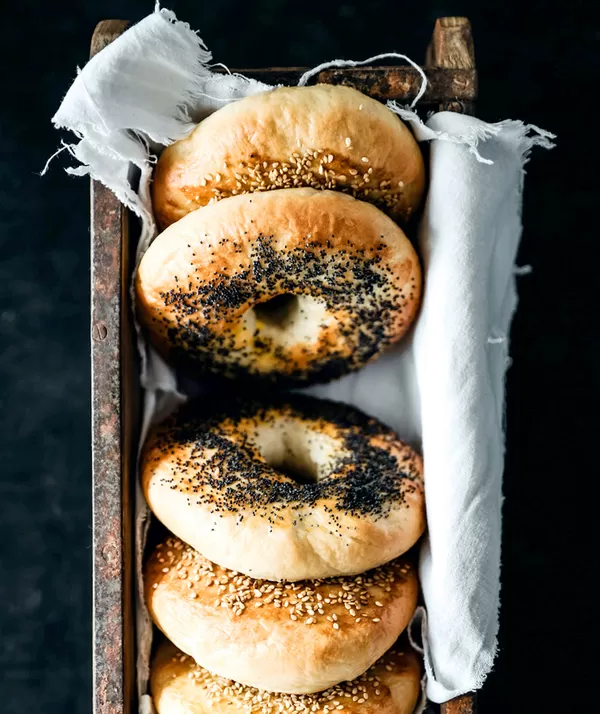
<box><xmin>271</xmin><ymin>453</ymin><xmax>319</xmax><ymax>485</ymax></box>
<box><xmin>253</xmin><ymin>293</ymin><xmax>299</xmax><ymax>329</ymax></box>
<box><xmin>254</xmin><ymin>425</ymin><xmax>336</xmax><ymax>485</ymax></box>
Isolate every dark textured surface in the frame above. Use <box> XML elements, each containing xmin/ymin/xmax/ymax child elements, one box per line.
<box><xmin>236</xmin><ymin>66</ymin><xmax>477</xmax><ymax>102</ymax></box>
<box><xmin>91</xmin><ymin>175</ymin><xmax>132</xmax><ymax>714</ymax></box>
<box><xmin>0</xmin><ymin>2</ymin><xmax>597</xmax><ymax>713</ymax></box>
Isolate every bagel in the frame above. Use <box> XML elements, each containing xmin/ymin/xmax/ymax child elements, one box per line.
<box><xmin>152</xmin><ymin>84</ymin><xmax>425</xmax><ymax>229</ymax></box>
<box><xmin>136</xmin><ymin>188</ymin><xmax>421</xmax><ymax>386</ymax></box>
<box><xmin>151</xmin><ymin>638</ymin><xmax>422</xmax><ymax>714</ymax></box>
<box><xmin>141</xmin><ymin>395</ymin><xmax>425</xmax><ymax>582</ymax></box>
<box><xmin>146</xmin><ymin>536</ymin><xmax>419</xmax><ymax>694</ymax></box>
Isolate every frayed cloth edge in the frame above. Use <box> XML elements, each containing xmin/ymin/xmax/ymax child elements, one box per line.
<box><xmin>389</xmin><ymin>104</ymin><xmax>556</xmax><ymax>164</ymax></box>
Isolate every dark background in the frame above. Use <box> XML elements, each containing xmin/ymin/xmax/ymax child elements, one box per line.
<box><xmin>1</xmin><ymin>1</ymin><xmax>597</xmax><ymax>712</ymax></box>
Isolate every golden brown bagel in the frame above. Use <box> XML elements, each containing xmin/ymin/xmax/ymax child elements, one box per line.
<box><xmin>141</xmin><ymin>395</ymin><xmax>425</xmax><ymax>582</ymax></box>
<box><xmin>136</xmin><ymin>188</ymin><xmax>421</xmax><ymax>386</ymax></box>
<box><xmin>152</xmin><ymin>84</ymin><xmax>425</xmax><ymax>229</ymax></box>
<box><xmin>146</xmin><ymin>536</ymin><xmax>419</xmax><ymax>695</ymax></box>
<box><xmin>151</xmin><ymin>639</ymin><xmax>422</xmax><ymax>713</ymax></box>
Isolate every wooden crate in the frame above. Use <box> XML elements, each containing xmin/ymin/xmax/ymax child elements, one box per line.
<box><xmin>90</xmin><ymin>16</ymin><xmax>478</xmax><ymax>714</ymax></box>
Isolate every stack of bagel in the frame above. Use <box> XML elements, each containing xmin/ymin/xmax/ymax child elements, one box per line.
<box><xmin>137</xmin><ymin>84</ymin><xmax>428</xmax><ymax>714</ymax></box>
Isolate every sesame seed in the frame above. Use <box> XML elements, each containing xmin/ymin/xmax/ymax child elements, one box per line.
<box><xmin>149</xmin><ymin>533</ymin><xmax>414</xmax><ymax>654</ymax></box>
<box><xmin>345</xmin><ymin>137</ymin><xmax>352</xmax><ymax>147</ymax></box>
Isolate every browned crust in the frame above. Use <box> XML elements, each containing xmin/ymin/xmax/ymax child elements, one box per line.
<box><xmin>140</xmin><ymin>395</ymin><xmax>425</xmax><ymax>583</ymax></box>
<box><xmin>136</xmin><ymin>188</ymin><xmax>422</xmax><ymax>386</ymax></box>
<box><xmin>145</xmin><ymin>536</ymin><xmax>418</xmax><ymax>696</ymax></box>
<box><xmin>151</xmin><ymin>638</ymin><xmax>421</xmax><ymax>714</ymax></box>
<box><xmin>152</xmin><ymin>84</ymin><xmax>425</xmax><ymax>228</ymax></box>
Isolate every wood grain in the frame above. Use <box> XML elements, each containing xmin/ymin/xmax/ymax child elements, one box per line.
<box><xmin>441</xmin><ymin>693</ymin><xmax>477</xmax><ymax>714</ymax></box>
<box><xmin>90</xmin><ymin>18</ymin><xmax>137</xmax><ymax>714</ymax></box>
<box><xmin>225</xmin><ymin>66</ymin><xmax>476</xmax><ymax>105</ymax></box>
<box><xmin>426</xmin><ymin>16</ymin><xmax>476</xmax><ymax>114</ymax></box>
<box><xmin>90</xmin><ymin>20</ymin><xmax>129</xmax><ymax>57</ymax></box>
<box><xmin>428</xmin><ymin>17</ymin><xmax>475</xmax><ymax>70</ymax></box>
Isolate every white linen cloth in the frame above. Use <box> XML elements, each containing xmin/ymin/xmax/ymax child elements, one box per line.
<box><xmin>47</xmin><ymin>6</ymin><xmax>553</xmax><ymax>708</ymax></box>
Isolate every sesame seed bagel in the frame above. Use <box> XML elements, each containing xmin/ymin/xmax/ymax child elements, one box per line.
<box><xmin>151</xmin><ymin>639</ymin><xmax>422</xmax><ymax>714</ymax></box>
<box><xmin>152</xmin><ymin>84</ymin><xmax>425</xmax><ymax>229</ymax></box>
<box><xmin>136</xmin><ymin>188</ymin><xmax>421</xmax><ymax>386</ymax></box>
<box><xmin>141</xmin><ymin>395</ymin><xmax>425</xmax><ymax>582</ymax></box>
<box><xmin>146</xmin><ymin>537</ymin><xmax>419</xmax><ymax>695</ymax></box>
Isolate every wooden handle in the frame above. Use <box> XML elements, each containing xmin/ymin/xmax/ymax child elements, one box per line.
<box><xmin>90</xmin><ymin>19</ymin><xmax>129</xmax><ymax>57</ymax></box>
<box><xmin>426</xmin><ymin>17</ymin><xmax>475</xmax><ymax>70</ymax></box>
<box><xmin>426</xmin><ymin>16</ymin><xmax>476</xmax><ymax>114</ymax></box>
<box><xmin>231</xmin><ymin>67</ymin><xmax>476</xmax><ymax>104</ymax></box>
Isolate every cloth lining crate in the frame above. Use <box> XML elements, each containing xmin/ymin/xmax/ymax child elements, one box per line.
<box><xmin>90</xmin><ymin>16</ymin><xmax>478</xmax><ymax>714</ymax></box>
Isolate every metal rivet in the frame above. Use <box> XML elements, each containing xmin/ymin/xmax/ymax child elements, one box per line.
<box><xmin>445</xmin><ymin>100</ymin><xmax>464</xmax><ymax>113</ymax></box>
<box><xmin>93</xmin><ymin>322</ymin><xmax>108</xmax><ymax>341</ymax></box>
<box><xmin>101</xmin><ymin>544</ymin><xmax>118</xmax><ymax>567</ymax></box>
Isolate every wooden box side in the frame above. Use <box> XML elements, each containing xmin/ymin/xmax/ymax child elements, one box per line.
<box><xmin>91</xmin><ymin>20</ymin><xmax>136</xmax><ymax>714</ymax></box>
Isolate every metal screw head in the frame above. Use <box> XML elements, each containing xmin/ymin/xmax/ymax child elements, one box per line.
<box><xmin>446</xmin><ymin>100</ymin><xmax>464</xmax><ymax>113</ymax></box>
<box><xmin>92</xmin><ymin>322</ymin><xmax>108</xmax><ymax>341</ymax></box>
